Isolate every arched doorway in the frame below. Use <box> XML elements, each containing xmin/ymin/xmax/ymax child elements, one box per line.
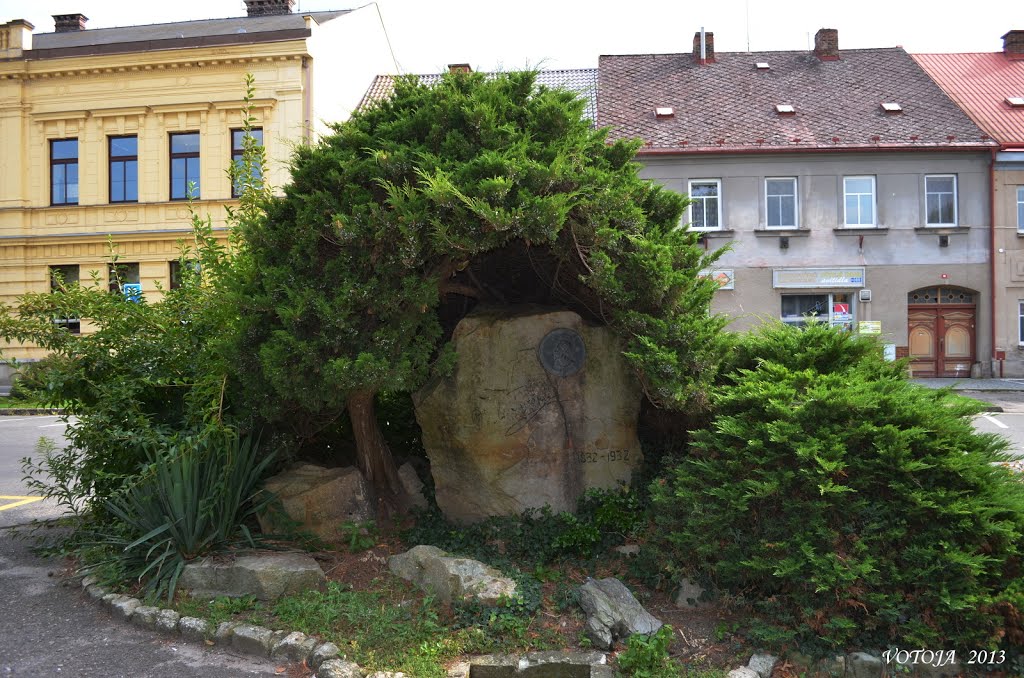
<box><xmin>907</xmin><ymin>286</ymin><xmax>976</xmax><ymax>377</ymax></box>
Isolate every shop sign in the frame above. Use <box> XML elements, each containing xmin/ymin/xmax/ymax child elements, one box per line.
<box><xmin>858</xmin><ymin>321</ymin><xmax>882</xmax><ymax>335</ymax></box>
<box><xmin>832</xmin><ymin>302</ymin><xmax>851</xmax><ymax>322</ymax></box>
<box><xmin>699</xmin><ymin>269</ymin><xmax>735</xmax><ymax>290</ymax></box>
<box><xmin>773</xmin><ymin>267</ymin><xmax>865</xmax><ymax>289</ymax></box>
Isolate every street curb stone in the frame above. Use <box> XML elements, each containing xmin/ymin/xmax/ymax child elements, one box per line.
<box><xmin>131</xmin><ymin>605</ymin><xmax>160</xmax><ymax>629</ymax></box>
<box><xmin>231</xmin><ymin>624</ymin><xmax>275</xmax><ymax>656</ymax></box>
<box><xmin>77</xmin><ymin>573</ymin><xmax>369</xmax><ymax>677</ymax></box>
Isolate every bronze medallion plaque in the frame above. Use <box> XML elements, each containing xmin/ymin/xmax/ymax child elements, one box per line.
<box><xmin>538</xmin><ymin>328</ymin><xmax>586</xmax><ymax>377</ymax></box>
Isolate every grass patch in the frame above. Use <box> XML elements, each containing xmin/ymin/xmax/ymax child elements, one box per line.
<box><xmin>176</xmin><ymin>594</ymin><xmax>263</xmax><ymax>627</ymax></box>
<box><xmin>271</xmin><ymin>579</ymin><xmax>562</xmax><ymax>677</ymax></box>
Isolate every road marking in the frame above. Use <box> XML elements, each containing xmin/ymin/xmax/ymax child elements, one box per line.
<box><xmin>37</xmin><ymin>423</ymin><xmax>67</xmax><ymax>428</ymax></box>
<box><xmin>983</xmin><ymin>414</ymin><xmax>1009</xmax><ymax>429</ymax></box>
<box><xmin>0</xmin><ymin>496</ymin><xmax>44</xmax><ymax>511</ymax></box>
<box><xmin>0</xmin><ymin>418</ymin><xmax>31</xmax><ymax>423</ymax></box>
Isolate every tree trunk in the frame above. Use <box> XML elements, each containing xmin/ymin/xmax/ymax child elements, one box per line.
<box><xmin>346</xmin><ymin>389</ymin><xmax>409</xmax><ymax>516</ymax></box>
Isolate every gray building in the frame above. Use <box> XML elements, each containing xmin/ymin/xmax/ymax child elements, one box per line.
<box><xmin>599</xmin><ymin>29</ymin><xmax>998</xmax><ymax>376</ymax></box>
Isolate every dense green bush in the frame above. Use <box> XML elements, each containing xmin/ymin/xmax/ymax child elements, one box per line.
<box><xmin>404</xmin><ymin>486</ymin><xmax>645</xmax><ymax>567</ymax></box>
<box><xmin>651</xmin><ymin>321</ymin><xmax>1024</xmax><ymax>653</ymax></box>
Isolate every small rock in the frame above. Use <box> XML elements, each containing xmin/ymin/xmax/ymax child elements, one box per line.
<box><xmin>816</xmin><ymin>655</ymin><xmax>845</xmax><ymax>677</ymax></box>
<box><xmin>446</xmin><ymin>661</ymin><xmax>471</xmax><ymax>678</ymax></box>
<box><xmin>131</xmin><ymin>605</ymin><xmax>160</xmax><ymax>629</ymax></box>
<box><xmin>389</xmin><ymin>545</ymin><xmax>517</xmax><ymax>605</ymax></box>
<box><xmin>231</xmin><ymin>624</ymin><xmax>275</xmax><ymax>656</ymax></box>
<box><xmin>215</xmin><ymin>621</ymin><xmax>240</xmax><ymax>643</ymax></box>
<box><xmin>398</xmin><ymin>463</ymin><xmax>428</xmax><ymax>510</ymax></box>
<box><xmin>365</xmin><ymin>673</ymin><xmax>406</xmax><ymax>678</ymax></box>
<box><xmin>86</xmin><ymin>585</ymin><xmax>107</xmax><ymax>602</ymax></box>
<box><xmin>613</xmin><ymin>545</ymin><xmax>640</xmax><ymax>557</ymax></box>
<box><xmin>101</xmin><ymin>592</ymin><xmax>119</xmax><ymax>607</ymax></box>
<box><xmin>271</xmin><ymin>631</ymin><xmax>311</xmax><ymax>661</ymax></box>
<box><xmin>110</xmin><ymin>596</ymin><xmax>142</xmax><ymax>621</ymax></box>
<box><xmin>728</xmin><ymin>669</ymin><xmax>759</xmax><ymax>678</ymax></box>
<box><xmin>747</xmin><ymin>653</ymin><xmax>778</xmax><ymax>678</ymax></box>
<box><xmin>81</xmin><ymin>575</ymin><xmax>98</xmax><ymax>589</ymax></box>
<box><xmin>317</xmin><ymin>659</ymin><xmax>364</xmax><ymax>678</ymax></box>
<box><xmin>155</xmin><ymin>609</ymin><xmax>181</xmax><ymax>634</ymax></box>
<box><xmin>179</xmin><ymin>552</ymin><xmax>326</xmax><ymax>602</ymax></box>
<box><xmin>577</xmin><ymin>577</ymin><xmax>662</xmax><ymax>650</ymax></box>
<box><xmin>259</xmin><ymin>464</ymin><xmax>376</xmax><ymax>540</ymax></box>
<box><xmin>674</xmin><ymin>578</ymin><xmax>708</xmax><ymax>608</ymax></box>
<box><xmin>310</xmin><ymin>642</ymin><xmax>342</xmax><ymax>671</ymax></box>
<box><xmin>847</xmin><ymin>652</ymin><xmax>883</xmax><ymax>678</ymax></box>
<box><xmin>178</xmin><ymin>616</ymin><xmax>210</xmax><ymax>642</ymax></box>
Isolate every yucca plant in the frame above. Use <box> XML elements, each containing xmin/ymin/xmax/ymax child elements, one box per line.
<box><xmin>88</xmin><ymin>431</ymin><xmax>276</xmax><ymax>602</ymax></box>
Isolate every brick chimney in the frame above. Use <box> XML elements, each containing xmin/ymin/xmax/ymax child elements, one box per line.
<box><xmin>243</xmin><ymin>0</ymin><xmax>295</xmax><ymax>17</ymax></box>
<box><xmin>52</xmin><ymin>13</ymin><xmax>87</xmax><ymax>33</ymax></box>
<box><xmin>448</xmin><ymin>64</ymin><xmax>472</xmax><ymax>74</ymax></box>
<box><xmin>814</xmin><ymin>28</ymin><xmax>839</xmax><ymax>60</ymax></box>
<box><xmin>692</xmin><ymin>30</ymin><xmax>715</xmax><ymax>64</ymax></box>
<box><xmin>1003</xmin><ymin>30</ymin><xmax>1024</xmax><ymax>58</ymax></box>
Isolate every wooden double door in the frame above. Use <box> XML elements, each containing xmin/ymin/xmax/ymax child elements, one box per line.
<box><xmin>908</xmin><ymin>306</ymin><xmax>975</xmax><ymax>377</ymax></box>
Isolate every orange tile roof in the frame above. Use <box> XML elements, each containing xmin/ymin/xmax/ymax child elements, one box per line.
<box><xmin>914</xmin><ymin>52</ymin><xmax>1024</xmax><ymax>146</ymax></box>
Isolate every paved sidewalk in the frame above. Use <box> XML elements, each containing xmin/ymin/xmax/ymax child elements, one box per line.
<box><xmin>912</xmin><ymin>378</ymin><xmax>1024</xmax><ymax>391</ymax></box>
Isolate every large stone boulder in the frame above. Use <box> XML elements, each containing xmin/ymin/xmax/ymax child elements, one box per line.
<box><xmin>414</xmin><ymin>306</ymin><xmax>643</xmax><ymax>523</ymax></box>
<box><xmin>259</xmin><ymin>463</ymin><xmax>375</xmax><ymax>540</ymax></box>
<box><xmin>179</xmin><ymin>552</ymin><xmax>325</xmax><ymax>601</ymax></box>
<box><xmin>577</xmin><ymin>577</ymin><xmax>662</xmax><ymax>650</ymax></box>
<box><xmin>388</xmin><ymin>545</ymin><xmax>517</xmax><ymax>605</ymax></box>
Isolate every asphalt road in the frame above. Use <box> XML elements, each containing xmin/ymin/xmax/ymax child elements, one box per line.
<box><xmin>0</xmin><ymin>415</ymin><xmax>292</xmax><ymax>678</ymax></box>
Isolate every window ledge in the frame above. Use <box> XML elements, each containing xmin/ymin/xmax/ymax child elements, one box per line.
<box><xmin>914</xmin><ymin>226</ymin><xmax>967</xmax><ymax>235</ymax></box>
<box><xmin>754</xmin><ymin>229</ymin><xmax>809</xmax><ymax>237</ymax></box>
<box><xmin>833</xmin><ymin>227</ymin><xmax>888</xmax><ymax>235</ymax></box>
<box><xmin>691</xmin><ymin>229</ymin><xmax>735</xmax><ymax>238</ymax></box>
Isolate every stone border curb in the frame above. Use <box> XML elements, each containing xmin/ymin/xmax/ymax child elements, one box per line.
<box><xmin>0</xmin><ymin>408</ymin><xmax>65</xmax><ymax>415</ymax></box>
<box><xmin>77</xmin><ymin>575</ymin><xmax>359</xmax><ymax>678</ymax></box>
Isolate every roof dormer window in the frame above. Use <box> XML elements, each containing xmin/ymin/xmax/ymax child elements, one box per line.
<box><xmin>881</xmin><ymin>102</ymin><xmax>903</xmax><ymax>112</ymax></box>
<box><xmin>655</xmin><ymin>106</ymin><xmax>675</xmax><ymax>118</ymax></box>
<box><xmin>775</xmin><ymin>104</ymin><xmax>795</xmax><ymax>114</ymax></box>
<box><xmin>1007</xmin><ymin>97</ymin><xmax>1024</xmax><ymax>108</ymax></box>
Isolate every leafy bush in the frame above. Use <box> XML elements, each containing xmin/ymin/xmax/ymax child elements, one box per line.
<box><xmin>404</xmin><ymin>486</ymin><xmax>645</xmax><ymax>567</ymax></box>
<box><xmin>650</xmin><ymin>321</ymin><xmax>1024</xmax><ymax>653</ymax></box>
<box><xmin>86</xmin><ymin>432</ymin><xmax>275</xmax><ymax>602</ymax></box>
<box><xmin>617</xmin><ymin>625</ymin><xmax>678</xmax><ymax>677</ymax></box>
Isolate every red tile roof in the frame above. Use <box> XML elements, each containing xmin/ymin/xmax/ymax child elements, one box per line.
<box><xmin>598</xmin><ymin>48</ymin><xmax>993</xmax><ymax>154</ymax></box>
<box><xmin>913</xmin><ymin>52</ymin><xmax>1024</xmax><ymax>147</ymax></box>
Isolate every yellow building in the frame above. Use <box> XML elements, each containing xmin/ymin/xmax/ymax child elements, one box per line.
<box><xmin>0</xmin><ymin>0</ymin><xmax>396</xmax><ymax>380</ymax></box>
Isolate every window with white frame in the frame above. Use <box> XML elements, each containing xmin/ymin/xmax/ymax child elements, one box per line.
<box><xmin>925</xmin><ymin>175</ymin><xmax>957</xmax><ymax>226</ymax></box>
<box><xmin>843</xmin><ymin>176</ymin><xmax>876</xmax><ymax>227</ymax></box>
<box><xmin>688</xmin><ymin>179</ymin><xmax>721</xmax><ymax>230</ymax></box>
<box><xmin>1017</xmin><ymin>187</ymin><xmax>1024</xmax><ymax>233</ymax></box>
<box><xmin>766</xmin><ymin>178</ymin><xmax>797</xmax><ymax>229</ymax></box>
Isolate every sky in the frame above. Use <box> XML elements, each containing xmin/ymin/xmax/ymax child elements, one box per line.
<box><xmin>1</xmin><ymin>0</ymin><xmax>1021</xmax><ymax>74</ymax></box>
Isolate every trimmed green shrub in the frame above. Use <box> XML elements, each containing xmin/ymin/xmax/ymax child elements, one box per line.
<box><xmin>651</xmin><ymin>321</ymin><xmax>1024</xmax><ymax>653</ymax></box>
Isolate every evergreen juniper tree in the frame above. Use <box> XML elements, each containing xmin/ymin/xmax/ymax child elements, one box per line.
<box><xmin>230</xmin><ymin>71</ymin><xmax>728</xmax><ymax>510</ymax></box>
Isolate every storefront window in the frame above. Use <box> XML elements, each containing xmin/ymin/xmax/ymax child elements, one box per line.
<box><xmin>781</xmin><ymin>292</ymin><xmax>854</xmax><ymax>330</ymax></box>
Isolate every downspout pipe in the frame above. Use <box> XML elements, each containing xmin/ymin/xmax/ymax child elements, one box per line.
<box><xmin>990</xmin><ymin>147</ymin><xmax>998</xmax><ymax>377</ymax></box>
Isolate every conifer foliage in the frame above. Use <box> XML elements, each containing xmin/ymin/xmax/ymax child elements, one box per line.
<box><xmin>652</xmin><ymin>322</ymin><xmax>1024</xmax><ymax>652</ymax></box>
<box><xmin>230</xmin><ymin>71</ymin><xmax>727</xmax><ymax>507</ymax></box>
